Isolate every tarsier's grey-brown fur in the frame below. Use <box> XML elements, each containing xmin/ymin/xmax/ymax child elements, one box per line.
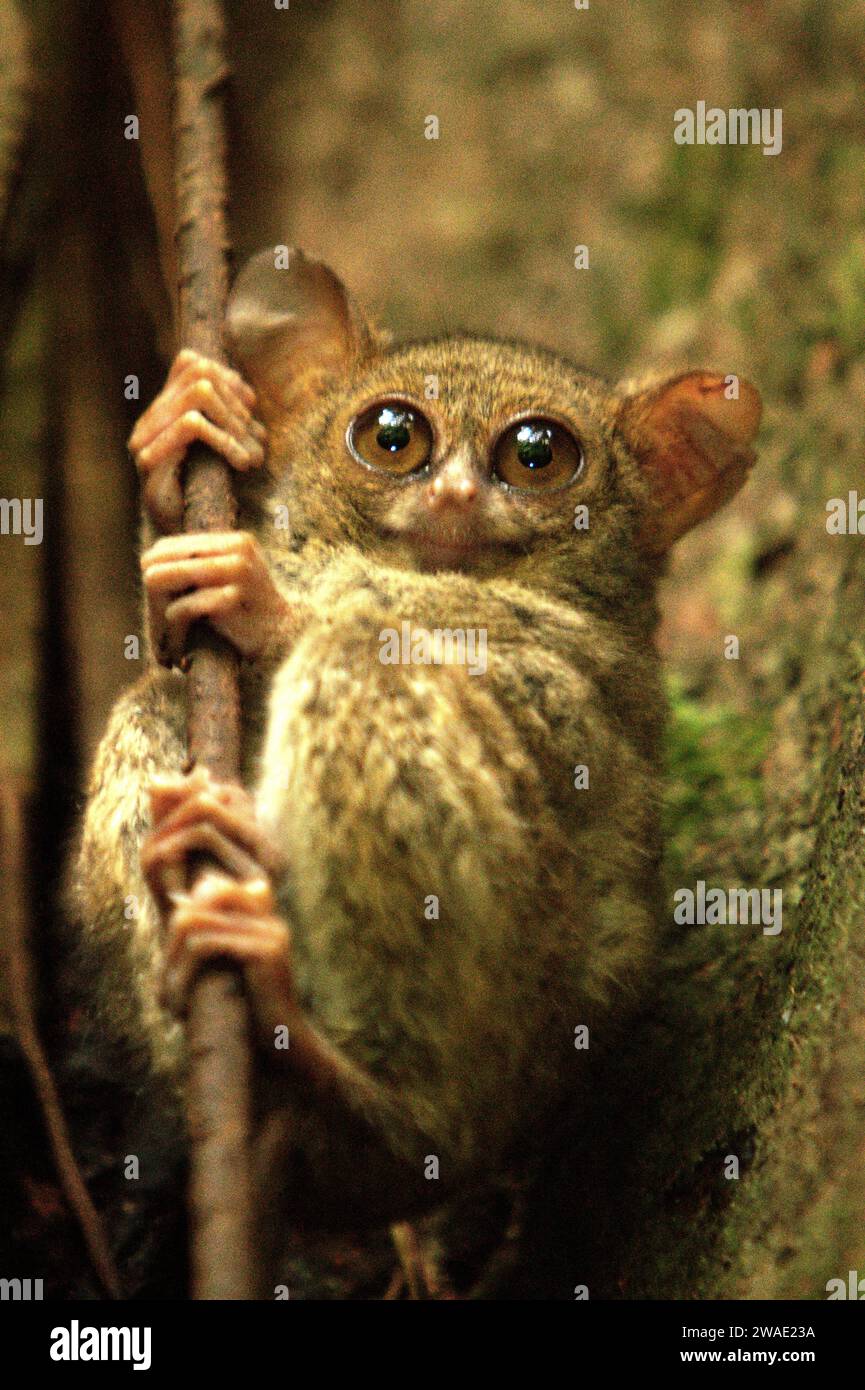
<box><xmin>65</xmin><ymin>249</ymin><xmax>760</xmax><ymax>1243</ymax></box>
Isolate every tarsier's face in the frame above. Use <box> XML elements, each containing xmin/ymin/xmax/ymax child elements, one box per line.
<box><xmin>227</xmin><ymin>248</ymin><xmax>762</xmax><ymax>588</ymax></box>
<box><xmin>303</xmin><ymin>338</ymin><xmax>620</xmax><ymax>577</ymax></box>
<box><xmin>347</xmin><ymin>392</ymin><xmax>582</xmax><ymax>573</ymax></box>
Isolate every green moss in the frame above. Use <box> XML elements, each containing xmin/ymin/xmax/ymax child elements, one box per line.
<box><xmin>663</xmin><ymin>675</ymin><xmax>772</xmax><ymax>881</ymax></box>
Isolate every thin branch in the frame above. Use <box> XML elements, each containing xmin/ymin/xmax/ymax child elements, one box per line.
<box><xmin>172</xmin><ymin>0</ymin><xmax>256</xmax><ymax>1301</ymax></box>
<box><xmin>0</xmin><ymin>780</ymin><xmax>122</xmax><ymax>1299</ymax></box>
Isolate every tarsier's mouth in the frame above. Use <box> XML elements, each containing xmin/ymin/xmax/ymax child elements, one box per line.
<box><xmin>391</xmin><ymin>527</ymin><xmax>526</xmax><ymax>572</ymax></box>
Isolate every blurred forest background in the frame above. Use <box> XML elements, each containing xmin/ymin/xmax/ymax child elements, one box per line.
<box><xmin>2</xmin><ymin>0</ymin><xmax>865</xmax><ymax>1298</ymax></box>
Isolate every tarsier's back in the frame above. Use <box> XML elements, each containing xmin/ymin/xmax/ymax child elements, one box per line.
<box><xmin>65</xmin><ymin>247</ymin><xmax>761</xmax><ymax>1290</ymax></box>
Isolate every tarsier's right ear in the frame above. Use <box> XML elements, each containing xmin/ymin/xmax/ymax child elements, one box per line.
<box><xmin>615</xmin><ymin>371</ymin><xmax>762</xmax><ymax>555</ymax></box>
<box><xmin>225</xmin><ymin>247</ymin><xmax>375</xmax><ymax>421</ymax></box>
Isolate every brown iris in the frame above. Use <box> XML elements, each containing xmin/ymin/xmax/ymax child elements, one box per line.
<box><xmin>493</xmin><ymin>418</ymin><xmax>583</xmax><ymax>491</ymax></box>
<box><xmin>348</xmin><ymin>402</ymin><xmax>433</xmax><ymax>475</ymax></box>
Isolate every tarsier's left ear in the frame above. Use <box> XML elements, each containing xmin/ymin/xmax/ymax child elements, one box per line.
<box><xmin>225</xmin><ymin>246</ymin><xmax>375</xmax><ymax>421</ymax></box>
<box><xmin>615</xmin><ymin>371</ymin><xmax>762</xmax><ymax>555</ymax></box>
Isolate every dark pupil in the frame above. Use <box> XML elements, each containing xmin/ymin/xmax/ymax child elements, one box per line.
<box><xmin>516</xmin><ymin>424</ymin><xmax>553</xmax><ymax>469</ymax></box>
<box><xmin>376</xmin><ymin>408</ymin><xmax>412</xmax><ymax>452</ymax></box>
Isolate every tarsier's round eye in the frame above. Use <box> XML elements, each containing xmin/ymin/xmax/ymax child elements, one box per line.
<box><xmin>493</xmin><ymin>418</ymin><xmax>584</xmax><ymax>490</ymax></box>
<box><xmin>348</xmin><ymin>402</ymin><xmax>434</xmax><ymax>475</ymax></box>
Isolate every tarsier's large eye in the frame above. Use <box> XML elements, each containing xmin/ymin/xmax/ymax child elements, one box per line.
<box><xmin>348</xmin><ymin>402</ymin><xmax>434</xmax><ymax>475</ymax></box>
<box><xmin>493</xmin><ymin>418</ymin><xmax>584</xmax><ymax>491</ymax></box>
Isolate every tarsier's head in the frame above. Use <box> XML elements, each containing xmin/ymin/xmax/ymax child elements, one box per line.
<box><xmin>227</xmin><ymin>249</ymin><xmax>761</xmax><ymax>600</ymax></box>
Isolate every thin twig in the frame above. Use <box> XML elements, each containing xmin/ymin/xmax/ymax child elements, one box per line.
<box><xmin>0</xmin><ymin>781</ymin><xmax>122</xmax><ymax>1299</ymax></box>
<box><xmin>172</xmin><ymin>0</ymin><xmax>256</xmax><ymax>1300</ymax></box>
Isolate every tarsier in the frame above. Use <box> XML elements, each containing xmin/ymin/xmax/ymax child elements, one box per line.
<box><xmin>65</xmin><ymin>247</ymin><xmax>761</xmax><ymax>1288</ymax></box>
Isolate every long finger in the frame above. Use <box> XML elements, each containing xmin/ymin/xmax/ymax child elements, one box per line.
<box><xmin>148</xmin><ymin>790</ymin><xmax>282</xmax><ymax>876</ymax></box>
<box><xmin>130</xmin><ymin>372</ymin><xmax>263</xmax><ymax>456</ymax></box>
<box><xmin>137</xmin><ymin>411</ymin><xmax>265</xmax><ymax>476</ymax></box>
<box><xmin>142</xmin><ymin>532</ymin><xmax>259</xmax><ymax>562</ymax></box>
<box><xmin>141</xmin><ymin>553</ymin><xmax>253</xmax><ymax>593</ymax></box>
<box><xmin>166</xmin><ymin>349</ymin><xmax>257</xmax><ymax>408</ymax></box>
<box><xmin>142</xmin><ymin>820</ymin><xmax>263</xmax><ymax>884</ymax></box>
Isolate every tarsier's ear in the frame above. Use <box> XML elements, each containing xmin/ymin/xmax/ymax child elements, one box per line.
<box><xmin>225</xmin><ymin>247</ymin><xmax>374</xmax><ymax>420</ymax></box>
<box><xmin>616</xmin><ymin>371</ymin><xmax>762</xmax><ymax>555</ymax></box>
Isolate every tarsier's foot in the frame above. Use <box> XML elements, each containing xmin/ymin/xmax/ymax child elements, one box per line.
<box><xmin>164</xmin><ymin>872</ymin><xmax>294</xmax><ymax>1029</ymax></box>
<box><xmin>129</xmin><ymin>349</ymin><xmax>267</xmax><ymax>532</ymax></box>
<box><xmin>143</xmin><ymin>767</ymin><xmax>284</xmax><ymax>906</ymax></box>
<box><xmin>141</xmin><ymin>530</ymin><xmax>291</xmax><ymax>663</ymax></box>
<box><xmin>141</xmin><ymin>768</ymin><xmax>293</xmax><ymax>1027</ymax></box>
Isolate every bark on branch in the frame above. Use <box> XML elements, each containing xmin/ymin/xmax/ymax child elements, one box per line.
<box><xmin>172</xmin><ymin>0</ymin><xmax>255</xmax><ymax>1301</ymax></box>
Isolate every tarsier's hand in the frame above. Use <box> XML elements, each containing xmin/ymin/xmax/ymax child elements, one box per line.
<box><xmin>128</xmin><ymin>349</ymin><xmax>267</xmax><ymax>533</ymax></box>
<box><xmin>142</xmin><ymin>769</ymin><xmax>294</xmax><ymax>1031</ymax></box>
<box><xmin>141</xmin><ymin>530</ymin><xmax>294</xmax><ymax>664</ymax></box>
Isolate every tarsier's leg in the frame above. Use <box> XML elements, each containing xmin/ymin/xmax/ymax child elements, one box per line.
<box><xmin>63</xmin><ymin>668</ymin><xmax>189</xmax><ymax>1083</ymax></box>
<box><xmin>140</xmin><ymin>771</ymin><xmax>438</xmax><ymax>1227</ymax></box>
<box><xmin>253</xmin><ymin>616</ymin><xmax>581</xmax><ymax>1170</ymax></box>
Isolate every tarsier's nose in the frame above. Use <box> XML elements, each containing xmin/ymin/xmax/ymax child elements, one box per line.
<box><xmin>426</xmin><ymin>451</ymin><xmax>479</xmax><ymax>510</ymax></box>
